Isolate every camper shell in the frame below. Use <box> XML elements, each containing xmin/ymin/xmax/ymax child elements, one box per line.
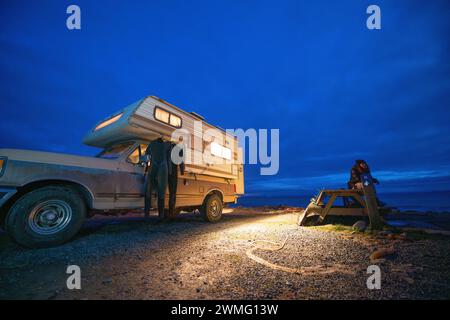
<box><xmin>82</xmin><ymin>95</ymin><xmax>245</xmax><ymax>210</ymax></box>
<box><xmin>84</xmin><ymin>96</ymin><xmax>243</xmax><ymax>182</ymax></box>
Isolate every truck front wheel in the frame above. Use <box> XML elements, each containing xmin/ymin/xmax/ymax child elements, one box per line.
<box><xmin>5</xmin><ymin>186</ymin><xmax>86</xmax><ymax>248</ymax></box>
<box><xmin>201</xmin><ymin>194</ymin><xmax>223</xmax><ymax>223</ymax></box>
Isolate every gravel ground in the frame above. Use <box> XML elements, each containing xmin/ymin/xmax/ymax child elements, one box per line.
<box><xmin>1</xmin><ymin>208</ymin><xmax>450</xmax><ymax>300</ymax></box>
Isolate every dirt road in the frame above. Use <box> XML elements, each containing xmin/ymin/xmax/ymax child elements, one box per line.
<box><xmin>1</xmin><ymin>208</ymin><xmax>449</xmax><ymax>299</ymax></box>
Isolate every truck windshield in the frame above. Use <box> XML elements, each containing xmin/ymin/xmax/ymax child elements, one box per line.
<box><xmin>96</xmin><ymin>142</ymin><xmax>134</xmax><ymax>159</ymax></box>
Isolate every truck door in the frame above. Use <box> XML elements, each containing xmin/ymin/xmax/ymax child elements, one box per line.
<box><xmin>235</xmin><ymin>147</ymin><xmax>245</xmax><ymax>194</ymax></box>
<box><xmin>114</xmin><ymin>143</ymin><xmax>148</xmax><ymax>209</ymax></box>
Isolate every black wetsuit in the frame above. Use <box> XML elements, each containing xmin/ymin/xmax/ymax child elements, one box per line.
<box><xmin>144</xmin><ymin>139</ymin><xmax>171</xmax><ymax>218</ymax></box>
<box><xmin>168</xmin><ymin>142</ymin><xmax>185</xmax><ymax>216</ymax></box>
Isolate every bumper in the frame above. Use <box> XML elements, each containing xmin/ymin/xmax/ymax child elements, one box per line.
<box><xmin>0</xmin><ymin>187</ymin><xmax>17</xmax><ymax>208</ymax></box>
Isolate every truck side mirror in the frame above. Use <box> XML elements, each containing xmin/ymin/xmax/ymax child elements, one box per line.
<box><xmin>139</xmin><ymin>155</ymin><xmax>150</xmax><ymax>167</ymax></box>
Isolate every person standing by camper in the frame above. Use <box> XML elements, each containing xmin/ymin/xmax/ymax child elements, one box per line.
<box><xmin>167</xmin><ymin>136</ymin><xmax>186</xmax><ymax>218</ymax></box>
<box><xmin>144</xmin><ymin>137</ymin><xmax>171</xmax><ymax>219</ymax></box>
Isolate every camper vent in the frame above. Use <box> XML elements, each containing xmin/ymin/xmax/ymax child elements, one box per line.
<box><xmin>190</xmin><ymin>112</ymin><xmax>205</xmax><ymax>121</ymax></box>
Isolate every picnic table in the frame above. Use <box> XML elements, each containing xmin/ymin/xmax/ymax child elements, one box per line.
<box><xmin>298</xmin><ymin>176</ymin><xmax>387</xmax><ymax>230</ymax></box>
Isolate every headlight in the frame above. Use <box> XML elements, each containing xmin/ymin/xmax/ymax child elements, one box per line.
<box><xmin>0</xmin><ymin>157</ymin><xmax>6</xmax><ymax>176</ymax></box>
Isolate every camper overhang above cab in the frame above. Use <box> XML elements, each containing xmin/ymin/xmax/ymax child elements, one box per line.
<box><xmin>83</xmin><ymin>96</ymin><xmax>190</xmax><ymax>147</ymax></box>
<box><xmin>83</xmin><ymin>95</ymin><xmax>237</xmax><ymax>148</ymax></box>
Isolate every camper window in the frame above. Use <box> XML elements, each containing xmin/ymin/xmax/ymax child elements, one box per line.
<box><xmin>169</xmin><ymin>114</ymin><xmax>182</xmax><ymax>127</ymax></box>
<box><xmin>97</xmin><ymin>142</ymin><xmax>134</xmax><ymax>159</ymax></box>
<box><xmin>154</xmin><ymin>106</ymin><xmax>182</xmax><ymax>128</ymax></box>
<box><xmin>155</xmin><ymin>107</ymin><xmax>170</xmax><ymax>123</ymax></box>
<box><xmin>211</xmin><ymin>142</ymin><xmax>232</xmax><ymax>160</ymax></box>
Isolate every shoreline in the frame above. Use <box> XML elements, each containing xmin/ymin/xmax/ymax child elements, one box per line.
<box><xmin>234</xmin><ymin>191</ymin><xmax>450</xmax><ymax>213</ymax></box>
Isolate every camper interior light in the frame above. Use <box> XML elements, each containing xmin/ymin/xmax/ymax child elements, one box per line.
<box><xmin>222</xmin><ymin>147</ymin><xmax>232</xmax><ymax>160</ymax></box>
<box><xmin>94</xmin><ymin>113</ymin><xmax>123</xmax><ymax>131</ymax></box>
<box><xmin>211</xmin><ymin>142</ymin><xmax>232</xmax><ymax>160</ymax></box>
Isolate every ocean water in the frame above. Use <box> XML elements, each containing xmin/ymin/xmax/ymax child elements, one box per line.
<box><xmin>234</xmin><ymin>191</ymin><xmax>450</xmax><ymax>212</ymax></box>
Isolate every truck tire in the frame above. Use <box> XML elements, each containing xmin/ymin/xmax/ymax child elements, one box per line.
<box><xmin>201</xmin><ymin>194</ymin><xmax>223</xmax><ymax>223</ymax></box>
<box><xmin>5</xmin><ymin>186</ymin><xmax>86</xmax><ymax>248</ymax></box>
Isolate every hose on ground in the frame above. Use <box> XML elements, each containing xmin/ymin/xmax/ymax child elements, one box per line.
<box><xmin>246</xmin><ymin>236</ymin><xmax>357</xmax><ymax>275</ymax></box>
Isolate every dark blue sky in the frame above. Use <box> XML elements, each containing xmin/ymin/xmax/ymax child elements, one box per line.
<box><xmin>1</xmin><ymin>0</ymin><xmax>449</xmax><ymax>195</ymax></box>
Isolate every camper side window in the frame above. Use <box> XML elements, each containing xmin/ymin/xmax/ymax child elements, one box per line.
<box><xmin>154</xmin><ymin>107</ymin><xmax>170</xmax><ymax>123</ymax></box>
<box><xmin>154</xmin><ymin>106</ymin><xmax>182</xmax><ymax>128</ymax></box>
<box><xmin>211</xmin><ymin>142</ymin><xmax>232</xmax><ymax>160</ymax></box>
<box><xmin>169</xmin><ymin>114</ymin><xmax>182</xmax><ymax>127</ymax></box>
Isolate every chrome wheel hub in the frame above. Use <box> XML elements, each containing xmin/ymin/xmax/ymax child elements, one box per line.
<box><xmin>28</xmin><ymin>200</ymin><xmax>72</xmax><ymax>235</ymax></box>
<box><xmin>209</xmin><ymin>200</ymin><xmax>219</xmax><ymax>217</ymax></box>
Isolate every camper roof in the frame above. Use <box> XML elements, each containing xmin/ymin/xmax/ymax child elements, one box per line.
<box><xmin>190</xmin><ymin>112</ymin><xmax>205</xmax><ymax>120</ymax></box>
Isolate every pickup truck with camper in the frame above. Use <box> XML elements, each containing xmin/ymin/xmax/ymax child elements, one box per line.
<box><xmin>0</xmin><ymin>96</ymin><xmax>244</xmax><ymax>248</ymax></box>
